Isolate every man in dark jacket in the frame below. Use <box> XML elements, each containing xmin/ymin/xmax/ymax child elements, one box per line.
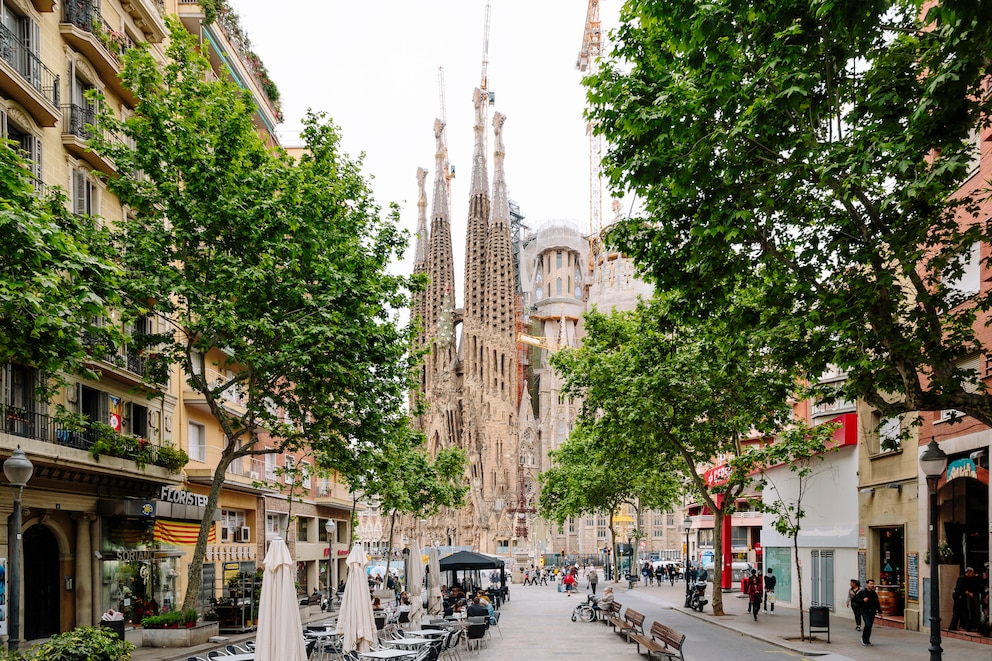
<box><xmin>853</xmin><ymin>579</ymin><xmax>882</xmax><ymax>646</ymax></box>
<box><xmin>764</xmin><ymin>568</ymin><xmax>777</xmax><ymax>612</ymax></box>
<box><xmin>949</xmin><ymin>566</ymin><xmax>980</xmax><ymax>631</ymax></box>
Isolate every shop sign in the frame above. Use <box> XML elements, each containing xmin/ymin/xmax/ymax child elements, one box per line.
<box><xmin>160</xmin><ymin>486</ymin><xmax>208</xmax><ymax>507</ymax></box>
<box><xmin>101</xmin><ymin>549</ymin><xmax>157</xmax><ymax>562</ymax></box>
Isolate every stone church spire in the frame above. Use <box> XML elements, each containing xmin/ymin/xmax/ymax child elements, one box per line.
<box><xmin>426</xmin><ymin>118</ymin><xmax>456</xmax><ymax>341</ymax></box>
<box><xmin>463</xmin><ymin>89</ymin><xmax>491</xmax><ymax>380</ymax></box>
<box><xmin>483</xmin><ymin>112</ymin><xmax>518</xmax><ymax>338</ymax></box>
<box><xmin>412</xmin><ymin>167</ymin><xmax>429</xmax><ymax>346</ymax></box>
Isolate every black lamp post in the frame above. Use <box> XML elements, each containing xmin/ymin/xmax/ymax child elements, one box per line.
<box><xmin>920</xmin><ymin>439</ymin><xmax>948</xmax><ymax>661</ymax></box>
<box><xmin>325</xmin><ymin>519</ymin><xmax>336</xmax><ymax>612</ymax></box>
<box><xmin>683</xmin><ymin>515</ymin><xmax>693</xmax><ymax>583</ymax></box>
<box><xmin>4</xmin><ymin>447</ymin><xmax>34</xmax><ymax>652</ymax></box>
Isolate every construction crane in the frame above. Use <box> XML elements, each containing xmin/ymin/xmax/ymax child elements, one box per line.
<box><xmin>438</xmin><ymin>67</ymin><xmax>456</xmax><ymax>188</ymax></box>
<box><xmin>577</xmin><ymin>0</ymin><xmax>603</xmax><ymax>242</ymax></box>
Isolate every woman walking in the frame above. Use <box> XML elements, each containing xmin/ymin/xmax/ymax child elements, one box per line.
<box><xmin>746</xmin><ymin>570</ymin><xmax>763</xmax><ymax>621</ymax></box>
<box><xmin>846</xmin><ymin>579</ymin><xmax>863</xmax><ymax>630</ymax></box>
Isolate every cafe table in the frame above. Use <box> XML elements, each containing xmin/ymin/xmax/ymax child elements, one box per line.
<box><xmin>357</xmin><ymin>649</ymin><xmax>417</xmax><ymax>660</ymax></box>
<box><xmin>381</xmin><ymin>637</ymin><xmax>432</xmax><ymax>649</ymax></box>
<box><xmin>224</xmin><ymin>655</ymin><xmax>254</xmax><ymax>661</ymax></box>
<box><xmin>403</xmin><ymin>629</ymin><xmax>447</xmax><ymax>638</ymax></box>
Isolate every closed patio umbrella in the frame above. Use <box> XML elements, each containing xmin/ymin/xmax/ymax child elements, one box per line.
<box><xmin>427</xmin><ymin>545</ymin><xmax>442</xmax><ymax>616</ymax></box>
<box><xmin>406</xmin><ymin>539</ymin><xmax>425</xmax><ymax>628</ymax></box>
<box><xmin>255</xmin><ymin>538</ymin><xmax>307</xmax><ymax>661</ymax></box>
<box><xmin>336</xmin><ymin>544</ymin><xmax>377</xmax><ymax>653</ymax></box>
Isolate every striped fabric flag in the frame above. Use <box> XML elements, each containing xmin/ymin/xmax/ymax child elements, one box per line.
<box><xmin>154</xmin><ymin>519</ymin><xmax>216</xmax><ymax>545</ymax></box>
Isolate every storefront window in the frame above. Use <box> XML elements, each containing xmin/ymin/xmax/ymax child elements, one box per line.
<box><xmin>100</xmin><ymin>517</ymin><xmax>182</xmax><ymax>623</ymax></box>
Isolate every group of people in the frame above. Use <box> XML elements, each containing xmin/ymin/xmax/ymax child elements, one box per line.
<box><xmin>743</xmin><ymin>568</ymin><xmax>777</xmax><ymax>621</ymax></box>
<box><xmin>641</xmin><ymin>561</ymin><xmax>679</xmax><ymax>586</ymax></box>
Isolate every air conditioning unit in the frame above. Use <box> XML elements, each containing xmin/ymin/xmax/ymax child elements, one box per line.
<box><xmin>238</xmin><ymin>526</ymin><xmax>251</xmax><ymax>543</ymax></box>
<box><xmin>248</xmin><ymin>471</ymin><xmax>260</xmax><ymax>480</ymax></box>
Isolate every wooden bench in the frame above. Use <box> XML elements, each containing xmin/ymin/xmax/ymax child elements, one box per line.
<box><xmin>604</xmin><ymin>601</ymin><xmax>624</xmax><ymax>629</ymax></box>
<box><xmin>614</xmin><ymin>608</ymin><xmax>645</xmax><ymax>641</ymax></box>
<box><xmin>628</xmin><ymin>621</ymin><xmax>686</xmax><ymax>661</ymax></box>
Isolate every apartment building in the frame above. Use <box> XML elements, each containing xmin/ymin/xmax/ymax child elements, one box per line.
<box><xmin>1</xmin><ymin>0</ymin><xmax>351</xmax><ymax>643</ymax></box>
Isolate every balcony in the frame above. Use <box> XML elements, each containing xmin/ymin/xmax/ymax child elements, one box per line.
<box><xmin>0</xmin><ymin>23</ymin><xmax>61</xmax><ymax>126</ymax></box>
<box><xmin>176</xmin><ymin>1</ymin><xmax>281</xmax><ymax>134</ymax></box>
<box><xmin>183</xmin><ymin>367</ymin><xmax>247</xmax><ymax>417</ymax></box>
<box><xmin>82</xmin><ymin>331</ymin><xmax>148</xmax><ymax>386</ymax></box>
<box><xmin>1</xmin><ymin>403</ymin><xmax>181</xmax><ymax>488</ymax></box>
<box><xmin>30</xmin><ymin>0</ymin><xmax>57</xmax><ymax>12</ymax></box>
<box><xmin>186</xmin><ymin>455</ymin><xmax>273</xmax><ymax>494</ymax></box>
<box><xmin>60</xmin><ymin>1</ymin><xmax>137</xmax><ymax>107</ymax></box>
<box><xmin>120</xmin><ymin>0</ymin><xmax>168</xmax><ymax>43</ymax></box>
<box><xmin>61</xmin><ymin>104</ymin><xmax>118</xmax><ymax>174</ymax></box>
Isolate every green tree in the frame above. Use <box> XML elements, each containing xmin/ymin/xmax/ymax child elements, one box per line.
<box><xmin>746</xmin><ymin>422</ymin><xmax>837</xmax><ymax>640</ymax></box>
<box><xmin>91</xmin><ymin>19</ymin><xmax>420</xmax><ymax>611</ymax></box>
<box><xmin>551</xmin><ymin>295</ymin><xmax>803</xmax><ymax>614</ymax></box>
<box><xmin>539</xmin><ymin>422</ymin><xmax>679</xmax><ymax>582</ymax></box>
<box><xmin>588</xmin><ymin>1</ymin><xmax>992</xmax><ymax>426</ymax></box>
<box><xmin>357</xmin><ymin>429</ymin><xmax>468</xmax><ymax>557</ymax></box>
<box><xmin>0</xmin><ymin>141</ymin><xmax>121</xmax><ymax>391</ymax></box>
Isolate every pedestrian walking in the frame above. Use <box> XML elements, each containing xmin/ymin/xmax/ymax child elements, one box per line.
<box><xmin>563</xmin><ymin>571</ymin><xmax>576</xmax><ymax>596</ymax></box>
<box><xmin>853</xmin><ymin>579</ymin><xmax>882</xmax><ymax>645</ymax></box>
<box><xmin>588</xmin><ymin>567</ymin><xmax>599</xmax><ymax>595</ymax></box>
<box><xmin>845</xmin><ymin>579</ymin><xmax>863</xmax><ymax>630</ymax></box>
<box><xmin>746</xmin><ymin>569</ymin><xmax>763</xmax><ymax>621</ymax></box>
<box><xmin>763</xmin><ymin>567</ymin><xmax>776</xmax><ymax>612</ymax></box>
<box><xmin>668</xmin><ymin>564</ymin><xmax>676</xmax><ymax>586</ymax></box>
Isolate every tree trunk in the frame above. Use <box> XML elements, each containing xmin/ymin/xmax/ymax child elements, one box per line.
<box><xmin>181</xmin><ymin>452</ymin><xmax>235</xmax><ymax>612</ymax></box>
<box><xmin>711</xmin><ymin>508</ymin><xmax>725</xmax><ymax>616</ymax></box>
<box><xmin>795</xmin><ymin>536</ymin><xmax>806</xmax><ymax>641</ymax></box>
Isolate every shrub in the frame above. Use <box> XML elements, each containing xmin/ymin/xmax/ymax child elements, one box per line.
<box><xmin>18</xmin><ymin>626</ymin><xmax>134</xmax><ymax>661</ymax></box>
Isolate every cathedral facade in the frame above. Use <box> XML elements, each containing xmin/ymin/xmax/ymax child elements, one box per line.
<box><xmin>410</xmin><ymin>90</ymin><xmax>527</xmax><ymax>556</ymax></box>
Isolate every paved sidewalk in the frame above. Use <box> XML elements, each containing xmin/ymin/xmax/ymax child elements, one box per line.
<box><xmin>610</xmin><ymin>577</ymin><xmax>985</xmax><ymax>660</ymax></box>
<box><xmin>126</xmin><ymin>578</ymin><xmax>987</xmax><ymax>661</ymax></box>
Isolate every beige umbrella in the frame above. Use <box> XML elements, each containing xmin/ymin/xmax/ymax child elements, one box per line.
<box><xmin>336</xmin><ymin>544</ymin><xmax>377</xmax><ymax>653</ymax></box>
<box><xmin>255</xmin><ymin>538</ymin><xmax>307</xmax><ymax>661</ymax></box>
<box><xmin>427</xmin><ymin>544</ymin><xmax>443</xmax><ymax>616</ymax></box>
<box><xmin>406</xmin><ymin>539</ymin><xmax>426</xmax><ymax>628</ymax></box>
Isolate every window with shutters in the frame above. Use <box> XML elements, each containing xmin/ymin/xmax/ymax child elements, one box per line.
<box><xmin>3</xmin><ymin>111</ymin><xmax>43</xmax><ymax>190</ymax></box>
<box><xmin>187</xmin><ymin>421</ymin><xmax>205</xmax><ymax>462</ymax></box>
<box><xmin>128</xmin><ymin>402</ymin><xmax>148</xmax><ymax>438</ymax></box>
<box><xmin>943</xmin><ymin>241</ymin><xmax>981</xmax><ymax>305</ymax></box>
<box><xmin>2</xmin><ymin>362</ymin><xmax>42</xmax><ymax>437</ymax></box>
<box><xmin>1</xmin><ymin>3</ymin><xmax>40</xmax><ymax>85</ymax></box>
<box><xmin>810</xmin><ymin>549</ymin><xmax>835</xmax><ymax>609</ymax></box>
<box><xmin>72</xmin><ymin>167</ymin><xmax>98</xmax><ymax>216</ymax></box>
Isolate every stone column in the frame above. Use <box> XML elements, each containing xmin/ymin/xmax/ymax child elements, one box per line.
<box><xmin>73</xmin><ymin>513</ymin><xmax>94</xmax><ymax>626</ymax></box>
<box><xmin>91</xmin><ymin>516</ymin><xmax>101</xmax><ymax>624</ymax></box>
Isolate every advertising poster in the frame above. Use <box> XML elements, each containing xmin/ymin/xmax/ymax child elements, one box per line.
<box><xmin>0</xmin><ymin>557</ymin><xmax>7</xmax><ymax>636</ymax></box>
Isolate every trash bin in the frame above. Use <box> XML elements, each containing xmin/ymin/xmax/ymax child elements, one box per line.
<box><xmin>809</xmin><ymin>605</ymin><xmax>830</xmax><ymax>642</ymax></box>
<box><xmin>100</xmin><ymin>619</ymin><xmax>125</xmax><ymax>639</ymax></box>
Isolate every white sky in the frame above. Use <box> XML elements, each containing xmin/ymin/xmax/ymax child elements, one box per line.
<box><xmin>232</xmin><ymin>0</ymin><xmax>620</xmax><ymax>288</ymax></box>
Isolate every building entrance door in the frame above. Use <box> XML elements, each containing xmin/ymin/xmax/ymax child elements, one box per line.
<box><xmin>23</xmin><ymin>524</ymin><xmax>61</xmax><ymax>640</ymax></box>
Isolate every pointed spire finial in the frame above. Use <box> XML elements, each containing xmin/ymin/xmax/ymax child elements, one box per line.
<box><xmin>414</xmin><ymin>167</ymin><xmax>429</xmax><ymax>265</ymax></box>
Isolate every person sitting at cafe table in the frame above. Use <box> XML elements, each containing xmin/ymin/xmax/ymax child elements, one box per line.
<box><xmin>466</xmin><ymin>596</ymin><xmax>490</xmax><ymax>619</ymax></box>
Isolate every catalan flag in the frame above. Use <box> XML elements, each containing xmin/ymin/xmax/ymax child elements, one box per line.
<box><xmin>154</xmin><ymin>519</ymin><xmax>216</xmax><ymax>545</ymax></box>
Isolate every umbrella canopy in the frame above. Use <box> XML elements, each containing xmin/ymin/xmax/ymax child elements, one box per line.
<box><xmin>336</xmin><ymin>545</ymin><xmax>377</xmax><ymax>653</ymax></box>
<box><xmin>427</xmin><ymin>545</ymin><xmax>442</xmax><ymax>616</ymax></box>
<box><xmin>407</xmin><ymin>540</ymin><xmax>425</xmax><ymax>627</ymax></box>
<box><xmin>255</xmin><ymin>538</ymin><xmax>307</xmax><ymax>661</ymax></box>
<box><xmin>438</xmin><ymin>550</ymin><xmax>505</xmax><ymax>571</ymax></box>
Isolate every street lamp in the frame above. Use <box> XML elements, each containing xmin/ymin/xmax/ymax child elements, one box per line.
<box><xmin>325</xmin><ymin>519</ymin><xmax>336</xmax><ymax>612</ymax></box>
<box><xmin>4</xmin><ymin>447</ymin><xmax>34</xmax><ymax>651</ymax></box>
<box><xmin>920</xmin><ymin>440</ymin><xmax>948</xmax><ymax>661</ymax></box>
<box><xmin>683</xmin><ymin>516</ymin><xmax>693</xmax><ymax>584</ymax></box>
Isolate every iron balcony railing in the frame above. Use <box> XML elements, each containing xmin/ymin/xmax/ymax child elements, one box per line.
<box><xmin>0</xmin><ymin>23</ymin><xmax>60</xmax><ymax>108</ymax></box>
<box><xmin>2</xmin><ymin>403</ymin><xmax>93</xmax><ymax>450</ymax></box>
<box><xmin>63</xmin><ymin>0</ymin><xmax>136</xmax><ymax>62</ymax></box>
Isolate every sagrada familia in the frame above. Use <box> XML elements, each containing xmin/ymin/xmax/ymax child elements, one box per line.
<box><xmin>409</xmin><ymin>87</ymin><xmax>532</xmax><ymax>555</ymax></box>
<box><xmin>408</xmin><ymin>85</ymin><xmax>650</xmax><ymax>560</ymax></box>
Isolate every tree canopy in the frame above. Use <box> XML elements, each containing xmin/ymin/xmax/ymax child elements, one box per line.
<box><xmin>91</xmin><ymin>18</ymin><xmax>422</xmax><ymax>609</ymax></box>
<box><xmin>0</xmin><ymin>143</ymin><xmax>121</xmax><ymax>389</ymax></box>
<box><xmin>549</xmin><ymin>294</ymin><xmax>808</xmax><ymax>613</ymax></box>
<box><xmin>588</xmin><ymin>0</ymin><xmax>992</xmax><ymax>425</ymax></box>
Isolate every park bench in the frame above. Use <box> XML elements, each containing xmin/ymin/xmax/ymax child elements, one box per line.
<box><xmin>614</xmin><ymin>608</ymin><xmax>645</xmax><ymax>641</ymax></box>
<box><xmin>603</xmin><ymin>601</ymin><xmax>624</xmax><ymax>628</ymax></box>
<box><xmin>628</xmin><ymin>621</ymin><xmax>686</xmax><ymax>661</ymax></box>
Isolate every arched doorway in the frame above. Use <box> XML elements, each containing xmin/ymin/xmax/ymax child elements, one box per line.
<box><xmin>23</xmin><ymin>524</ymin><xmax>60</xmax><ymax>640</ymax></box>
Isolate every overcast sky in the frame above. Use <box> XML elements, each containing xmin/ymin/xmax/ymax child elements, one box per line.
<box><xmin>232</xmin><ymin>0</ymin><xmax>620</xmax><ymax>287</ymax></box>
